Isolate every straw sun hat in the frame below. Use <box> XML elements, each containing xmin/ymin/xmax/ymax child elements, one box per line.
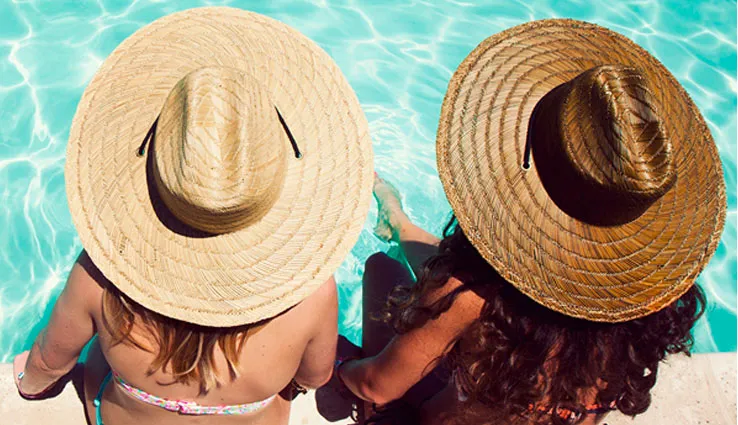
<box><xmin>437</xmin><ymin>19</ymin><xmax>726</xmax><ymax>322</ymax></box>
<box><xmin>66</xmin><ymin>7</ymin><xmax>373</xmax><ymax>327</ymax></box>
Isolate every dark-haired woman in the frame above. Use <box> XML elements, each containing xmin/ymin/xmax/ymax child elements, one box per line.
<box><xmin>337</xmin><ymin>19</ymin><xmax>726</xmax><ymax>425</ymax></box>
<box><xmin>339</xmin><ymin>177</ymin><xmax>707</xmax><ymax>425</ymax></box>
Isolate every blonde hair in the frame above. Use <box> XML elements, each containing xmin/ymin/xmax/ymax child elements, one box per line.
<box><xmin>102</xmin><ymin>284</ymin><xmax>253</xmax><ymax>393</ymax></box>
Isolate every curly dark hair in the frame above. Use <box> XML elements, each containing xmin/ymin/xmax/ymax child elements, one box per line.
<box><xmin>383</xmin><ymin>217</ymin><xmax>706</xmax><ymax>425</ymax></box>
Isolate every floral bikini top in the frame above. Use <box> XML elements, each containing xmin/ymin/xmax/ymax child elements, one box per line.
<box><xmin>453</xmin><ymin>371</ymin><xmax>617</xmax><ymax>421</ymax></box>
<box><xmin>529</xmin><ymin>400</ymin><xmax>618</xmax><ymax>422</ymax></box>
<box><xmin>112</xmin><ymin>371</ymin><xmax>276</xmax><ymax>415</ymax></box>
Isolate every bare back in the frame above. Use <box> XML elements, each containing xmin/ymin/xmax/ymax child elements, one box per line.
<box><xmin>66</xmin><ymin>254</ymin><xmax>338</xmax><ymax>425</ymax></box>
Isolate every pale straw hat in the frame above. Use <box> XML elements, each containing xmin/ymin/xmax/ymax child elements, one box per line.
<box><xmin>66</xmin><ymin>7</ymin><xmax>373</xmax><ymax>327</ymax></box>
<box><xmin>437</xmin><ymin>19</ymin><xmax>726</xmax><ymax>322</ymax></box>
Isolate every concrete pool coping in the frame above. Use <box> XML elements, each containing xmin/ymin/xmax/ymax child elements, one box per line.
<box><xmin>0</xmin><ymin>352</ymin><xmax>734</xmax><ymax>424</ymax></box>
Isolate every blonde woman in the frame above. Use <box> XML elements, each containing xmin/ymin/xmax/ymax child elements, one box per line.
<box><xmin>12</xmin><ymin>7</ymin><xmax>373</xmax><ymax>425</ymax></box>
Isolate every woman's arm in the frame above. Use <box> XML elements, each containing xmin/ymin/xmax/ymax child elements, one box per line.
<box><xmin>338</xmin><ymin>277</ymin><xmax>483</xmax><ymax>405</ymax></box>
<box><xmin>293</xmin><ymin>276</ymin><xmax>339</xmax><ymax>389</ymax></box>
<box><xmin>13</xmin><ymin>252</ymin><xmax>99</xmax><ymax>396</ymax></box>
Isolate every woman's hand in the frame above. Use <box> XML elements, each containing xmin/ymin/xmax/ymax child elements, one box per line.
<box><xmin>12</xmin><ymin>349</ymin><xmax>77</xmax><ymax>400</ymax></box>
<box><xmin>12</xmin><ymin>350</ymin><xmax>29</xmax><ymax>394</ymax></box>
<box><xmin>12</xmin><ymin>350</ymin><xmax>58</xmax><ymax>399</ymax></box>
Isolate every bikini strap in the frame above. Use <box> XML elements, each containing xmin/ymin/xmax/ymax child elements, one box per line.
<box><xmin>111</xmin><ymin>372</ymin><xmax>275</xmax><ymax>415</ymax></box>
<box><xmin>94</xmin><ymin>371</ymin><xmax>114</xmax><ymax>425</ymax></box>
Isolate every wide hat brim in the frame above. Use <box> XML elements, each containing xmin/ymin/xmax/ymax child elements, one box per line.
<box><xmin>66</xmin><ymin>7</ymin><xmax>373</xmax><ymax>327</ymax></box>
<box><xmin>437</xmin><ymin>19</ymin><xmax>726</xmax><ymax>322</ymax></box>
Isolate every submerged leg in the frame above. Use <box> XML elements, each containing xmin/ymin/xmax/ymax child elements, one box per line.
<box><xmin>361</xmin><ymin>175</ymin><xmax>450</xmax><ymax>413</ymax></box>
<box><xmin>373</xmin><ymin>174</ymin><xmax>440</xmax><ymax>277</ymax></box>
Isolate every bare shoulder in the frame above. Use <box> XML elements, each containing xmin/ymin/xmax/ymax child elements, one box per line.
<box><xmin>67</xmin><ymin>251</ymin><xmax>105</xmax><ymax>314</ymax></box>
<box><xmin>300</xmin><ymin>275</ymin><xmax>337</xmax><ymax>308</ymax></box>
<box><xmin>423</xmin><ymin>277</ymin><xmax>485</xmax><ymax>324</ymax></box>
<box><xmin>284</xmin><ymin>276</ymin><xmax>337</xmax><ymax>327</ymax></box>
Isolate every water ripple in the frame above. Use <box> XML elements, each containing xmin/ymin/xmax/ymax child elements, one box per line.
<box><xmin>0</xmin><ymin>0</ymin><xmax>734</xmax><ymax>361</ymax></box>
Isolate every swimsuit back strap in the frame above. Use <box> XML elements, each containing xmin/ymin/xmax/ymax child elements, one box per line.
<box><xmin>112</xmin><ymin>372</ymin><xmax>275</xmax><ymax>415</ymax></box>
<box><xmin>94</xmin><ymin>371</ymin><xmax>113</xmax><ymax>425</ymax></box>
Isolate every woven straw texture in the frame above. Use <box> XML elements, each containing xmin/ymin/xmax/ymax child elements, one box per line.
<box><xmin>437</xmin><ymin>19</ymin><xmax>726</xmax><ymax>322</ymax></box>
<box><xmin>65</xmin><ymin>7</ymin><xmax>373</xmax><ymax>327</ymax></box>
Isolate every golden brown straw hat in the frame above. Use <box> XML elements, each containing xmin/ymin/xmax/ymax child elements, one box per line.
<box><xmin>65</xmin><ymin>7</ymin><xmax>373</xmax><ymax>327</ymax></box>
<box><xmin>437</xmin><ymin>19</ymin><xmax>726</xmax><ymax>322</ymax></box>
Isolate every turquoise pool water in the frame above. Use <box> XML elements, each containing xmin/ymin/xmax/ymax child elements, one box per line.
<box><xmin>0</xmin><ymin>0</ymin><xmax>735</xmax><ymax>361</ymax></box>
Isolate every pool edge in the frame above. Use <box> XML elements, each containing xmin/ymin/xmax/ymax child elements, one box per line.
<box><xmin>0</xmin><ymin>352</ymin><xmax>734</xmax><ymax>424</ymax></box>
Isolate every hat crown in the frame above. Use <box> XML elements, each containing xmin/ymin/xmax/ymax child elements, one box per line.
<box><xmin>532</xmin><ymin>65</ymin><xmax>676</xmax><ymax>226</ymax></box>
<box><xmin>153</xmin><ymin>67</ymin><xmax>287</xmax><ymax>234</ymax></box>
